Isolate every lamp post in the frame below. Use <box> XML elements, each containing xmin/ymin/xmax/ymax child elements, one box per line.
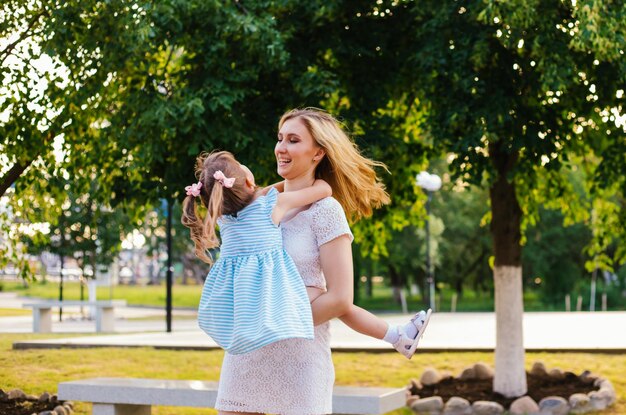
<box><xmin>416</xmin><ymin>171</ymin><xmax>442</xmax><ymax>311</ymax></box>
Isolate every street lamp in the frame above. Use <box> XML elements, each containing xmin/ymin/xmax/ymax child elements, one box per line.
<box><xmin>416</xmin><ymin>171</ymin><xmax>442</xmax><ymax>311</ymax></box>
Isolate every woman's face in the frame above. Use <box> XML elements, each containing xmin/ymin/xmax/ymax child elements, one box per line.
<box><xmin>275</xmin><ymin>117</ymin><xmax>323</xmax><ymax>180</ymax></box>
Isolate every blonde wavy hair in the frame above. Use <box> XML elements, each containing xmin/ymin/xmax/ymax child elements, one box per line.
<box><xmin>279</xmin><ymin>108</ymin><xmax>390</xmax><ymax>221</ymax></box>
<box><xmin>181</xmin><ymin>151</ymin><xmax>254</xmax><ymax>264</ymax></box>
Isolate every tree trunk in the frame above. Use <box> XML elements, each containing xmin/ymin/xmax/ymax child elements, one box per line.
<box><xmin>0</xmin><ymin>160</ymin><xmax>34</xmax><ymax>196</ymax></box>
<box><xmin>493</xmin><ymin>265</ymin><xmax>526</xmax><ymax>397</ymax></box>
<box><xmin>1</xmin><ymin>133</ymin><xmax>53</xmax><ymax>196</ymax></box>
<box><xmin>352</xmin><ymin>245</ymin><xmax>362</xmax><ymax>305</ymax></box>
<box><xmin>388</xmin><ymin>265</ymin><xmax>402</xmax><ymax>304</ymax></box>
<box><xmin>489</xmin><ymin>142</ymin><xmax>526</xmax><ymax>398</ymax></box>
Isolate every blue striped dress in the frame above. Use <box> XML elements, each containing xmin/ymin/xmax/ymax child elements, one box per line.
<box><xmin>197</xmin><ymin>187</ymin><xmax>314</xmax><ymax>355</ymax></box>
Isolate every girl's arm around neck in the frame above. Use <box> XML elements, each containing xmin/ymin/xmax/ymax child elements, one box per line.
<box><xmin>259</xmin><ymin>181</ymin><xmax>285</xmax><ymax>195</ymax></box>
<box><xmin>271</xmin><ymin>180</ymin><xmax>331</xmax><ymax>225</ymax></box>
<box><xmin>258</xmin><ymin>180</ymin><xmax>284</xmax><ymax>196</ymax></box>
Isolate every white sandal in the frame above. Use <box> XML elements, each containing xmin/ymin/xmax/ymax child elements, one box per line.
<box><xmin>392</xmin><ymin>309</ymin><xmax>432</xmax><ymax>359</ymax></box>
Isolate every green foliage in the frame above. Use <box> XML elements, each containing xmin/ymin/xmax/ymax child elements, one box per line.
<box><xmin>523</xmin><ymin>208</ymin><xmax>591</xmax><ymax>304</ymax></box>
<box><xmin>2</xmin><ymin>1</ymin><xmax>625</xmax><ymax>289</ymax></box>
<box><xmin>435</xmin><ymin>180</ymin><xmax>493</xmax><ymax>295</ymax></box>
<box><xmin>402</xmin><ymin>0</ymin><xmax>625</xmax><ymax>253</ymax></box>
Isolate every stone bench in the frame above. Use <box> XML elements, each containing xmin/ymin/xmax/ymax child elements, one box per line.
<box><xmin>58</xmin><ymin>377</ymin><xmax>407</xmax><ymax>415</ymax></box>
<box><xmin>23</xmin><ymin>300</ymin><xmax>126</xmax><ymax>333</ymax></box>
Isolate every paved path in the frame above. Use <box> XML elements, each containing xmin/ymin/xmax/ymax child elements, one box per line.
<box><xmin>3</xmin><ymin>292</ymin><xmax>626</xmax><ymax>352</ymax></box>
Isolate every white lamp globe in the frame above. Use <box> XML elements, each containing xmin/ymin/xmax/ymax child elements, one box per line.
<box><xmin>416</xmin><ymin>171</ymin><xmax>442</xmax><ymax>192</ymax></box>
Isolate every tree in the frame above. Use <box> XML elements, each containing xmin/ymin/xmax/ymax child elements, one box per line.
<box><xmin>17</xmin><ymin>176</ymin><xmax>132</xmax><ymax>286</ymax></box>
<box><xmin>397</xmin><ymin>0</ymin><xmax>626</xmax><ymax>396</ymax></box>
<box><xmin>1</xmin><ymin>0</ymin><xmax>159</xmax><ymax>196</ymax></box>
<box><xmin>3</xmin><ymin>1</ymin><xmax>430</xmax><ymax>262</ymax></box>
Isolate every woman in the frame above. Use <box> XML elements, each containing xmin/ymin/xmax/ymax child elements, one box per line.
<box><xmin>215</xmin><ymin>108</ymin><xmax>391</xmax><ymax>415</ymax></box>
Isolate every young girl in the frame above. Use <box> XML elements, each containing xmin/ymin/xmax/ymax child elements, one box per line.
<box><xmin>183</xmin><ymin>150</ymin><xmax>431</xmax><ymax>358</ymax></box>
<box><xmin>182</xmin><ymin>150</ymin><xmax>329</xmax><ymax>355</ymax></box>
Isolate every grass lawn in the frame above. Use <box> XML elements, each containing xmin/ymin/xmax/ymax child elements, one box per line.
<box><xmin>0</xmin><ymin>308</ymin><xmax>31</xmax><ymax>317</ymax></box>
<box><xmin>1</xmin><ymin>279</ymin><xmax>565</xmax><ymax>311</ymax></box>
<box><xmin>1</xmin><ymin>280</ymin><xmax>203</xmax><ymax>308</ymax></box>
<box><xmin>0</xmin><ymin>334</ymin><xmax>623</xmax><ymax>415</ymax></box>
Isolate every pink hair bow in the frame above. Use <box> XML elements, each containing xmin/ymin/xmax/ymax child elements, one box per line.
<box><xmin>213</xmin><ymin>170</ymin><xmax>235</xmax><ymax>188</ymax></box>
<box><xmin>185</xmin><ymin>181</ymin><xmax>202</xmax><ymax>197</ymax></box>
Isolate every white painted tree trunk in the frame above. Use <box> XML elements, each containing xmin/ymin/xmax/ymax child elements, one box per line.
<box><xmin>493</xmin><ymin>265</ymin><xmax>527</xmax><ymax>397</ymax></box>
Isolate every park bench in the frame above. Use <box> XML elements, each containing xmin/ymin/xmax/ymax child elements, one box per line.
<box><xmin>22</xmin><ymin>300</ymin><xmax>126</xmax><ymax>333</ymax></box>
<box><xmin>58</xmin><ymin>377</ymin><xmax>407</xmax><ymax>415</ymax></box>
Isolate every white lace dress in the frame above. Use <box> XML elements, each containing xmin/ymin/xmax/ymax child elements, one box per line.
<box><xmin>215</xmin><ymin>197</ymin><xmax>353</xmax><ymax>415</ymax></box>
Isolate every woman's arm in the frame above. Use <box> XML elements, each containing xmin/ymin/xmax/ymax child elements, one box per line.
<box><xmin>271</xmin><ymin>180</ymin><xmax>331</xmax><ymax>224</ymax></box>
<box><xmin>308</xmin><ymin>234</ymin><xmax>354</xmax><ymax>325</ymax></box>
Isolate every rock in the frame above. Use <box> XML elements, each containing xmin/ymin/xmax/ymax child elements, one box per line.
<box><xmin>548</xmin><ymin>368</ymin><xmax>565</xmax><ymax>380</ymax></box>
<box><xmin>407</xmin><ymin>395</ymin><xmax>421</xmax><ymax>406</ymax></box>
<box><xmin>473</xmin><ymin>362</ymin><xmax>494</xmax><ymax>380</ymax></box>
<box><xmin>530</xmin><ymin>361</ymin><xmax>547</xmax><ymax>376</ymax></box>
<box><xmin>588</xmin><ymin>389</ymin><xmax>614</xmax><ymax>410</ymax></box>
<box><xmin>569</xmin><ymin>393</ymin><xmax>593</xmax><ymax>414</ymax></box>
<box><xmin>443</xmin><ymin>396</ymin><xmax>471</xmax><ymax>415</ymax></box>
<box><xmin>8</xmin><ymin>389</ymin><xmax>26</xmax><ymax>400</ymax></box>
<box><xmin>538</xmin><ymin>396</ymin><xmax>569</xmax><ymax>415</ymax></box>
<box><xmin>62</xmin><ymin>403</ymin><xmax>74</xmax><ymax>415</ymax></box>
<box><xmin>64</xmin><ymin>401</ymin><xmax>74</xmax><ymax>410</ymax></box>
<box><xmin>595</xmin><ymin>378</ymin><xmax>615</xmax><ymax>393</ymax></box>
<box><xmin>0</xmin><ymin>389</ymin><xmax>8</xmax><ymax>402</ymax></box>
<box><xmin>471</xmin><ymin>400</ymin><xmax>504</xmax><ymax>415</ymax></box>
<box><xmin>409</xmin><ymin>396</ymin><xmax>444</xmax><ymax>414</ymax></box>
<box><xmin>509</xmin><ymin>396</ymin><xmax>540</xmax><ymax>415</ymax></box>
<box><xmin>39</xmin><ymin>392</ymin><xmax>51</xmax><ymax>402</ymax></box>
<box><xmin>458</xmin><ymin>367</ymin><xmax>476</xmax><ymax>380</ymax></box>
<box><xmin>53</xmin><ymin>405</ymin><xmax>68</xmax><ymax>415</ymax></box>
<box><xmin>440</xmin><ymin>371</ymin><xmax>454</xmax><ymax>381</ymax></box>
<box><xmin>579</xmin><ymin>370</ymin><xmax>597</xmax><ymax>384</ymax></box>
<box><xmin>420</xmin><ymin>368</ymin><xmax>442</xmax><ymax>386</ymax></box>
<box><xmin>50</xmin><ymin>394</ymin><xmax>58</xmax><ymax>404</ymax></box>
<box><xmin>39</xmin><ymin>411</ymin><xmax>55</xmax><ymax>415</ymax></box>
<box><xmin>408</xmin><ymin>378</ymin><xmax>422</xmax><ymax>395</ymax></box>
<box><xmin>597</xmin><ymin>383</ymin><xmax>617</xmax><ymax>405</ymax></box>
<box><xmin>26</xmin><ymin>394</ymin><xmax>39</xmax><ymax>400</ymax></box>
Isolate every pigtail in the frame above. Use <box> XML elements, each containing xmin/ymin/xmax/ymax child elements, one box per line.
<box><xmin>181</xmin><ymin>150</ymin><xmax>255</xmax><ymax>265</ymax></box>
<box><xmin>203</xmin><ymin>182</ymin><xmax>224</xmax><ymax>254</ymax></box>
<box><xmin>182</xmin><ymin>193</ymin><xmax>215</xmax><ymax>264</ymax></box>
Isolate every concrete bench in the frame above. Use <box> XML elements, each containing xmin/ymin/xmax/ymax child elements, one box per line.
<box><xmin>58</xmin><ymin>377</ymin><xmax>407</xmax><ymax>415</ymax></box>
<box><xmin>23</xmin><ymin>300</ymin><xmax>126</xmax><ymax>333</ymax></box>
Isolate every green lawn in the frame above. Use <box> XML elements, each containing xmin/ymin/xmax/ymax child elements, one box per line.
<box><xmin>0</xmin><ymin>334</ymin><xmax>623</xmax><ymax>415</ymax></box>
<box><xmin>356</xmin><ymin>284</ymin><xmax>553</xmax><ymax>312</ymax></box>
<box><xmin>1</xmin><ymin>279</ymin><xmax>559</xmax><ymax>311</ymax></box>
<box><xmin>1</xmin><ymin>280</ymin><xmax>203</xmax><ymax>308</ymax></box>
<box><xmin>0</xmin><ymin>308</ymin><xmax>31</xmax><ymax>317</ymax></box>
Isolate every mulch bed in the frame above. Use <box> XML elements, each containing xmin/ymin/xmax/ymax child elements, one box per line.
<box><xmin>0</xmin><ymin>399</ymin><xmax>58</xmax><ymax>415</ymax></box>
<box><xmin>410</xmin><ymin>372</ymin><xmax>598</xmax><ymax>408</ymax></box>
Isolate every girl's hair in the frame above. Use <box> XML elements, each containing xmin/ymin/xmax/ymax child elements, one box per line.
<box><xmin>181</xmin><ymin>151</ymin><xmax>254</xmax><ymax>264</ymax></box>
<box><xmin>279</xmin><ymin>108</ymin><xmax>390</xmax><ymax>221</ymax></box>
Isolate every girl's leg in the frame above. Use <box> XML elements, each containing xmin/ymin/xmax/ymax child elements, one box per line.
<box><xmin>337</xmin><ymin>304</ymin><xmax>388</xmax><ymax>339</ymax></box>
<box><xmin>307</xmin><ymin>289</ymin><xmax>390</xmax><ymax>339</ymax></box>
